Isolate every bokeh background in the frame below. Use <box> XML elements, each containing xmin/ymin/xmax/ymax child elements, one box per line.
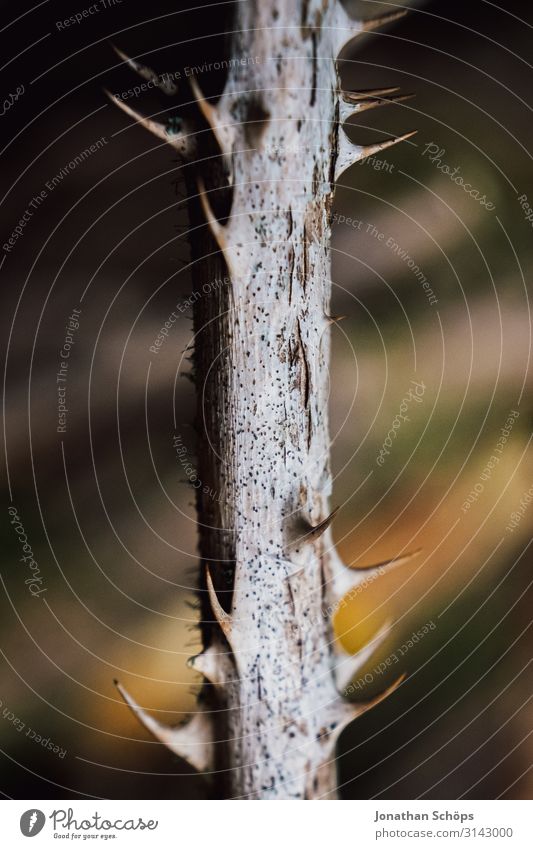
<box><xmin>1</xmin><ymin>0</ymin><xmax>532</xmax><ymax>799</ymax></box>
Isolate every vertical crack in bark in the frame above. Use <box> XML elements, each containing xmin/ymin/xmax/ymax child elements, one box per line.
<box><xmin>300</xmin><ymin>0</ymin><xmax>311</xmax><ymax>35</ymax></box>
<box><xmin>310</xmin><ymin>32</ymin><xmax>318</xmax><ymax>106</ymax></box>
<box><xmin>287</xmin><ymin>205</ymin><xmax>294</xmax><ymax>238</ymax></box>
<box><xmin>302</xmin><ymin>219</ymin><xmax>309</xmax><ymax>291</ymax></box>
<box><xmin>329</xmin><ymin>95</ymin><xmax>340</xmax><ymax>193</ymax></box>
<box><xmin>296</xmin><ymin>317</ymin><xmax>310</xmax><ymax>410</ymax></box>
<box><xmin>287</xmin><ymin>206</ymin><xmax>295</xmax><ymax>306</ymax></box>
<box><xmin>294</xmin><ymin>316</ymin><xmax>313</xmax><ymax>450</ymax></box>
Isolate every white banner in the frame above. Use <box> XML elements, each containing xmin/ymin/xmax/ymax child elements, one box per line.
<box><xmin>2</xmin><ymin>799</ymin><xmax>532</xmax><ymax>848</ymax></box>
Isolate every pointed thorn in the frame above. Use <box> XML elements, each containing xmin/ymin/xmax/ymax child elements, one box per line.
<box><xmin>321</xmin><ymin>673</ymin><xmax>406</xmax><ymax>773</ymax></box>
<box><xmin>291</xmin><ymin>507</ymin><xmax>340</xmax><ymax>549</ymax></box>
<box><xmin>334</xmin><ymin>619</ymin><xmax>392</xmax><ymax>692</ymax></box>
<box><xmin>342</xmin><ymin>86</ymin><xmax>400</xmax><ymax>102</ymax></box>
<box><xmin>111</xmin><ymin>44</ymin><xmax>177</xmax><ymax>95</ymax></box>
<box><xmin>335</xmin><ymin>673</ymin><xmax>406</xmax><ymax>744</ymax></box>
<box><xmin>114</xmin><ymin>680</ymin><xmax>213</xmax><ymax>772</ymax></box>
<box><xmin>187</xmin><ymin>646</ymin><xmax>224</xmax><ymax>686</ymax></box>
<box><xmin>112</xmin><ymin>43</ymin><xmax>150</xmax><ymax>75</ymax></box>
<box><xmin>352</xmin><ymin>92</ymin><xmax>415</xmax><ymax>114</ymax></box>
<box><xmin>330</xmin><ymin>549</ymin><xmax>421</xmax><ymax>627</ymax></box>
<box><xmin>335</xmin><ymin>130</ymin><xmax>416</xmax><ymax>182</ymax></box>
<box><xmin>333</xmin><ymin>4</ymin><xmax>407</xmax><ymax>55</ymax></box>
<box><xmin>307</xmin><ymin>506</ymin><xmax>340</xmax><ymax>541</ymax></box>
<box><xmin>324</xmin><ymin>313</ymin><xmax>347</xmax><ymax>325</ymax></box>
<box><xmin>189</xmin><ymin>75</ymin><xmax>219</xmax><ymax>133</ymax></box>
<box><xmin>205</xmin><ymin>566</ymin><xmax>232</xmax><ymax>638</ymax></box>
<box><xmin>355</xmin><ymin>673</ymin><xmax>406</xmax><ymax>714</ymax></box>
<box><xmin>105</xmin><ymin>89</ymin><xmax>193</xmax><ymax>157</ymax></box>
<box><xmin>351</xmin><ymin>547</ymin><xmax>422</xmax><ymax>576</ymax></box>
<box><xmin>359</xmin><ymin>129</ymin><xmax>417</xmax><ymax>160</ymax></box>
<box><xmin>197</xmin><ymin>177</ymin><xmax>227</xmax><ymax>251</ymax></box>
<box><xmin>361</xmin><ymin>9</ymin><xmax>408</xmax><ymax>32</ymax></box>
<box><xmin>189</xmin><ymin>75</ymin><xmax>234</xmax><ymax>183</ymax></box>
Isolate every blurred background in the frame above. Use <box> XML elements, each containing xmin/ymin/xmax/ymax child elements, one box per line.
<box><xmin>1</xmin><ymin>0</ymin><xmax>531</xmax><ymax>799</ymax></box>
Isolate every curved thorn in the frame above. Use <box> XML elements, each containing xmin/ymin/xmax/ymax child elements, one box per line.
<box><xmin>105</xmin><ymin>89</ymin><xmax>167</xmax><ymax>140</ymax></box>
<box><xmin>324</xmin><ymin>313</ymin><xmax>347</xmax><ymax>325</ymax></box>
<box><xmin>114</xmin><ymin>680</ymin><xmax>213</xmax><ymax>772</ymax></box>
<box><xmin>335</xmin><ymin>129</ymin><xmax>417</xmax><ymax>181</ymax></box>
<box><xmin>353</xmin><ymin>673</ymin><xmax>406</xmax><ymax>719</ymax></box>
<box><xmin>111</xmin><ymin>44</ymin><xmax>177</xmax><ymax>95</ymax></box>
<box><xmin>334</xmin><ymin>619</ymin><xmax>392</xmax><ymax>692</ymax></box>
<box><xmin>205</xmin><ymin>566</ymin><xmax>232</xmax><ymax>638</ymax></box>
<box><xmin>332</xmin><ymin>5</ymin><xmax>407</xmax><ymax>55</ymax></box>
<box><xmin>323</xmin><ymin>545</ymin><xmax>357</xmax><ymax>602</ymax></box>
<box><xmin>321</xmin><ymin>673</ymin><xmax>405</xmax><ymax>770</ymax></box>
<box><xmin>189</xmin><ymin>75</ymin><xmax>234</xmax><ymax>183</ymax></box>
<box><xmin>337</xmin><ymin>674</ymin><xmax>406</xmax><ymax>739</ymax></box>
<box><xmin>351</xmin><ymin>547</ymin><xmax>422</xmax><ymax>575</ymax></box>
<box><xmin>288</xmin><ymin>506</ymin><xmax>340</xmax><ymax>550</ymax></box>
<box><xmin>341</xmin><ymin>86</ymin><xmax>400</xmax><ymax>102</ymax></box>
<box><xmin>197</xmin><ymin>177</ymin><xmax>227</xmax><ymax>251</ymax></box>
<box><xmin>306</xmin><ymin>759</ymin><xmax>338</xmax><ymax>800</ymax></box>
<box><xmin>361</xmin><ymin>9</ymin><xmax>408</xmax><ymax>32</ymax></box>
<box><xmin>187</xmin><ymin>645</ymin><xmax>224</xmax><ymax>685</ymax></box>
<box><xmin>329</xmin><ymin>548</ymin><xmax>421</xmax><ymax>620</ymax></box>
<box><xmin>105</xmin><ymin>89</ymin><xmax>193</xmax><ymax>157</ymax></box>
<box><xmin>112</xmin><ymin>43</ymin><xmax>155</xmax><ymax>79</ymax></box>
<box><xmin>189</xmin><ymin>76</ymin><xmax>221</xmax><ymax>136</ymax></box>
<box><xmin>350</xmin><ymin>92</ymin><xmax>415</xmax><ymax>115</ymax></box>
<box><xmin>359</xmin><ymin>129</ymin><xmax>418</xmax><ymax>160</ymax></box>
<box><xmin>307</xmin><ymin>506</ymin><xmax>340</xmax><ymax>542</ymax></box>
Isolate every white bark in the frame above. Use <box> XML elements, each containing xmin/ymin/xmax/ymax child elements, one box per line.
<box><xmin>113</xmin><ymin>0</ymin><xmax>414</xmax><ymax>800</ymax></box>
